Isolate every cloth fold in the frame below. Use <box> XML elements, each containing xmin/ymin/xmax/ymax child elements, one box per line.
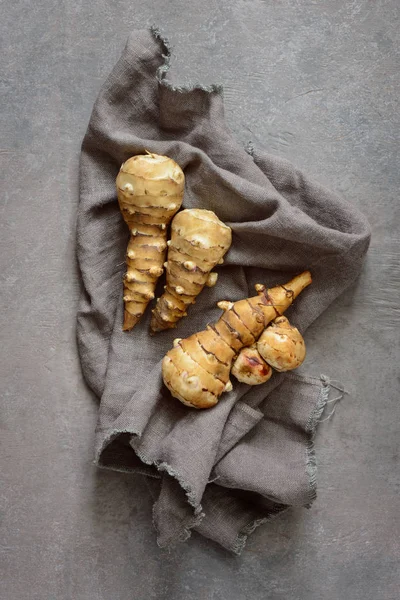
<box><xmin>77</xmin><ymin>27</ymin><xmax>371</xmax><ymax>553</ymax></box>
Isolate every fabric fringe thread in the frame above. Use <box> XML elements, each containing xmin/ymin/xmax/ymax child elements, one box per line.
<box><xmin>305</xmin><ymin>375</ymin><xmax>330</xmax><ymax>506</ymax></box>
<box><xmin>232</xmin><ymin>374</ymin><xmax>348</xmax><ymax>554</ymax></box>
<box><xmin>305</xmin><ymin>374</ymin><xmax>347</xmax><ymax>506</ymax></box>
<box><xmin>232</xmin><ymin>505</ymin><xmax>288</xmax><ymax>556</ymax></box>
<box><xmin>245</xmin><ymin>141</ymin><xmax>255</xmax><ymax>156</ymax></box>
<box><xmin>133</xmin><ymin>445</ymin><xmax>205</xmax><ymax>548</ymax></box>
<box><xmin>318</xmin><ymin>376</ymin><xmax>348</xmax><ymax>422</ymax></box>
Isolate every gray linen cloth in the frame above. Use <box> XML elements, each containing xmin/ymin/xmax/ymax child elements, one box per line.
<box><xmin>77</xmin><ymin>28</ymin><xmax>371</xmax><ymax>553</ymax></box>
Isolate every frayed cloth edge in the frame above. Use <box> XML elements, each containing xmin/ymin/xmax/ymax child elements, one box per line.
<box><xmin>232</xmin><ymin>505</ymin><xmax>289</xmax><ymax>556</ymax></box>
<box><xmin>231</xmin><ymin>374</ymin><xmax>331</xmax><ymax>555</ymax></box>
<box><xmin>134</xmin><ymin>444</ymin><xmax>205</xmax><ymax>547</ymax></box>
<box><xmin>95</xmin><ymin>428</ymin><xmax>205</xmax><ymax>546</ymax></box>
<box><xmin>305</xmin><ymin>374</ymin><xmax>331</xmax><ymax>506</ymax></box>
<box><xmin>150</xmin><ymin>25</ymin><xmax>223</xmax><ymax>95</ymax></box>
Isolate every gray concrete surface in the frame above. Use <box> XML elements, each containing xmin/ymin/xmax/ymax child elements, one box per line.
<box><xmin>1</xmin><ymin>1</ymin><xmax>399</xmax><ymax>598</ymax></box>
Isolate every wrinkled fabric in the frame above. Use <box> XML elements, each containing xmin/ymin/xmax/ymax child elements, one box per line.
<box><xmin>76</xmin><ymin>28</ymin><xmax>371</xmax><ymax>553</ymax></box>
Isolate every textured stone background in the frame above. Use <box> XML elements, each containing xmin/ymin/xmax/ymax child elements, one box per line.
<box><xmin>1</xmin><ymin>1</ymin><xmax>399</xmax><ymax>598</ymax></box>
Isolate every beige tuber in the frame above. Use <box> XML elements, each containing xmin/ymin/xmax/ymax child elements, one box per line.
<box><xmin>231</xmin><ymin>344</ymin><xmax>273</xmax><ymax>385</ymax></box>
<box><xmin>150</xmin><ymin>209</ymin><xmax>232</xmax><ymax>333</ymax></box>
<box><xmin>162</xmin><ymin>271</ymin><xmax>312</xmax><ymax>409</ymax></box>
<box><xmin>116</xmin><ymin>153</ymin><xmax>184</xmax><ymax>331</ymax></box>
<box><xmin>257</xmin><ymin>315</ymin><xmax>306</xmax><ymax>372</ymax></box>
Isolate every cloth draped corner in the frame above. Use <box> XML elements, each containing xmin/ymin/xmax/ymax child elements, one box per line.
<box><xmin>76</xmin><ymin>27</ymin><xmax>371</xmax><ymax>554</ymax></box>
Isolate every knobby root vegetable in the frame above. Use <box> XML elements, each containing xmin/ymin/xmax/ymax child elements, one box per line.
<box><xmin>257</xmin><ymin>315</ymin><xmax>306</xmax><ymax>372</ymax></box>
<box><xmin>232</xmin><ymin>315</ymin><xmax>306</xmax><ymax>383</ymax></box>
<box><xmin>150</xmin><ymin>209</ymin><xmax>232</xmax><ymax>333</ymax></box>
<box><xmin>162</xmin><ymin>271</ymin><xmax>312</xmax><ymax>408</ymax></box>
<box><xmin>116</xmin><ymin>153</ymin><xmax>184</xmax><ymax>331</ymax></box>
<box><xmin>231</xmin><ymin>344</ymin><xmax>273</xmax><ymax>385</ymax></box>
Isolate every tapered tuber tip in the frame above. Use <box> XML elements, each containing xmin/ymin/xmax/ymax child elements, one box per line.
<box><xmin>149</xmin><ymin>321</ymin><xmax>159</xmax><ymax>335</ymax></box>
<box><xmin>122</xmin><ymin>310</ymin><xmax>140</xmax><ymax>331</ymax></box>
<box><xmin>282</xmin><ymin>270</ymin><xmax>312</xmax><ymax>299</ymax></box>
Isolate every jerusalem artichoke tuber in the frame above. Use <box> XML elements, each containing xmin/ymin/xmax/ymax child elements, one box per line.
<box><xmin>116</xmin><ymin>153</ymin><xmax>184</xmax><ymax>331</ymax></box>
<box><xmin>257</xmin><ymin>315</ymin><xmax>306</xmax><ymax>372</ymax></box>
<box><xmin>162</xmin><ymin>271</ymin><xmax>312</xmax><ymax>408</ymax></box>
<box><xmin>231</xmin><ymin>344</ymin><xmax>273</xmax><ymax>385</ymax></box>
<box><xmin>232</xmin><ymin>315</ymin><xmax>306</xmax><ymax>383</ymax></box>
<box><xmin>150</xmin><ymin>209</ymin><xmax>232</xmax><ymax>333</ymax></box>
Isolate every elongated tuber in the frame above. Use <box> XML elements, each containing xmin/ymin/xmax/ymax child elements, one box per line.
<box><xmin>116</xmin><ymin>153</ymin><xmax>184</xmax><ymax>331</ymax></box>
<box><xmin>162</xmin><ymin>271</ymin><xmax>312</xmax><ymax>408</ymax></box>
<box><xmin>257</xmin><ymin>315</ymin><xmax>306</xmax><ymax>372</ymax></box>
<box><xmin>150</xmin><ymin>209</ymin><xmax>232</xmax><ymax>333</ymax></box>
<box><xmin>231</xmin><ymin>344</ymin><xmax>273</xmax><ymax>385</ymax></box>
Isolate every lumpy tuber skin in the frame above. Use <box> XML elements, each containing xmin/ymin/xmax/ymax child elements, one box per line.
<box><xmin>162</xmin><ymin>271</ymin><xmax>312</xmax><ymax>409</ymax></box>
<box><xmin>231</xmin><ymin>344</ymin><xmax>273</xmax><ymax>385</ymax></box>
<box><xmin>232</xmin><ymin>315</ymin><xmax>306</xmax><ymax>384</ymax></box>
<box><xmin>116</xmin><ymin>153</ymin><xmax>184</xmax><ymax>331</ymax></box>
<box><xmin>257</xmin><ymin>315</ymin><xmax>306</xmax><ymax>372</ymax></box>
<box><xmin>150</xmin><ymin>209</ymin><xmax>232</xmax><ymax>333</ymax></box>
